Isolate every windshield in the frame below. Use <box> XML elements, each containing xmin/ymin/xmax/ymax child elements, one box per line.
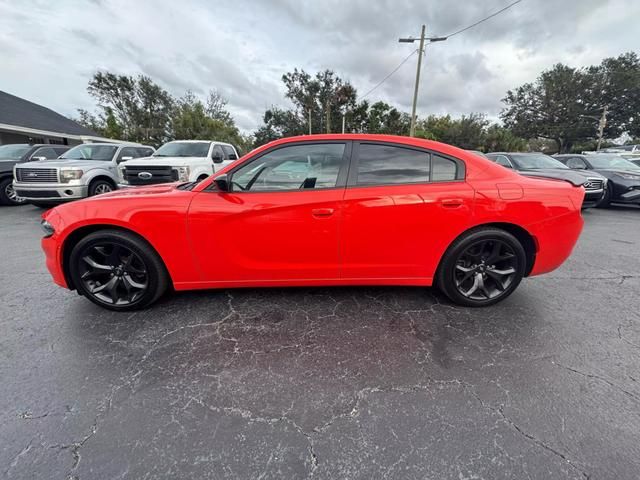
<box><xmin>0</xmin><ymin>144</ymin><xmax>31</xmax><ymax>160</ymax></box>
<box><xmin>586</xmin><ymin>154</ymin><xmax>640</xmax><ymax>171</ymax></box>
<box><xmin>511</xmin><ymin>153</ymin><xmax>568</xmax><ymax>170</ymax></box>
<box><xmin>153</xmin><ymin>142</ymin><xmax>210</xmax><ymax>157</ymax></box>
<box><xmin>60</xmin><ymin>145</ymin><xmax>117</xmax><ymax>161</ymax></box>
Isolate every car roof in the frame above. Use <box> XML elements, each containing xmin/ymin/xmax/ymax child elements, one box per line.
<box><xmin>1</xmin><ymin>143</ymin><xmax>64</xmax><ymax>148</ymax></box>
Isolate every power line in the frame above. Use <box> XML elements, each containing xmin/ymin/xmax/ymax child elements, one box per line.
<box><xmin>360</xmin><ymin>49</ymin><xmax>418</xmax><ymax>100</ymax></box>
<box><xmin>444</xmin><ymin>0</ymin><xmax>523</xmax><ymax>39</ymax></box>
<box><xmin>359</xmin><ymin>0</ymin><xmax>523</xmax><ymax>102</ymax></box>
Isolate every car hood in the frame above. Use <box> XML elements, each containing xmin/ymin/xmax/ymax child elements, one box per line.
<box><xmin>517</xmin><ymin>168</ymin><xmax>597</xmax><ymax>187</ymax></box>
<box><xmin>16</xmin><ymin>159</ymin><xmax>107</xmax><ymax>169</ymax></box>
<box><xmin>99</xmin><ymin>183</ymin><xmax>181</xmax><ymax>198</ymax></box>
<box><xmin>122</xmin><ymin>156</ymin><xmax>206</xmax><ymax>167</ymax></box>
<box><xmin>593</xmin><ymin>168</ymin><xmax>640</xmax><ymax>177</ymax></box>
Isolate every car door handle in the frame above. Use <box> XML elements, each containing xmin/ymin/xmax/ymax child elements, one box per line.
<box><xmin>311</xmin><ymin>208</ymin><xmax>335</xmax><ymax>217</ymax></box>
<box><xmin>441</xmin><ymin>198</ymin><xmax>464</xmax><ymax>208</ymax></box>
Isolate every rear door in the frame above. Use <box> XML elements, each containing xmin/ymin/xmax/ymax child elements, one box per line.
<box><xmin>341</xmin><ymin>141</ymin><xmax>475</xmax><ymax>281</ymax></box>
<box><xmin>188</xmin><ymin>141</ymin><xmax>351</xmax><ymax>283</ymax></box>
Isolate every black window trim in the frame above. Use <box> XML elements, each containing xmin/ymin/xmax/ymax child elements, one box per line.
<box><xmin>207</xmin><ymin>140</ymin><xmax>353</xmax><ymax>194</ymax></box>
<box><xmin>346</xmin><ymin>141</ymin><xmax>466</xmax><ymax>188</ymax></box>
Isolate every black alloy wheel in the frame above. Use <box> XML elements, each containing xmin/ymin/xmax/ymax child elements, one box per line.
<box><xmin>437</xmin><ymin>228</ymin><xmax>526</xmax><ymax>307</ymax></box>
<box><xmin>70</xmin><ymin>230</ymin><xmax>169</xmax><ymax>310</ymax></box>
<box><xmin>0</xmin><ymin>177</ymin><xmax>27</xmax><ymax>206</ymax></box>
<box><xmin>454</xmin><ymin>239</ymin><xmax>518</xmax><ymax>300</ymax></box>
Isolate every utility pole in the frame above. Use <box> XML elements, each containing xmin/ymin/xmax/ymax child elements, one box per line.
<box><xmin>596</xmin><ymin>105</ymin><xmax>608</xmax><ymax>151</ymax></box>
<box><xmin>308</xmin><ymin>109</ymin><xmax>312</xmax><ymax>135</ymax></box>
<box><xmin>399</xmin><ymin>27</ymin><xmax>447</xmax><ymax>137</ymax></box>
<box><xmin>410</xmin><ymin>25</ymin><xmax>426</xmax><ymax>137</ymax></box>
<box><xmin>342</xmin><ymin>112</ymin><xmax>346</xmax><ymax>134</ymax></box>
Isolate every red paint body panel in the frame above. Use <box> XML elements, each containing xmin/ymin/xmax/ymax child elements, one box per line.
<box><xmin>41</xmin><ymin>134</ymin><xmax>584</xmax><ymax>294</ymax></box>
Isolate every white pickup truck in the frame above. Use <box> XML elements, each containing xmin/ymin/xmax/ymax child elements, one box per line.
<box><xmin>118</xmin><ymin>140</ymin><xmax>239</xmax><ymax>187</ymax></box>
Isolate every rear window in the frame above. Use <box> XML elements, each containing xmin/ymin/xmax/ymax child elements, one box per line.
<box><xmin>431</xmin><ymin>154</ymin><xmax>458</xmax><ymax>181</ymax></box>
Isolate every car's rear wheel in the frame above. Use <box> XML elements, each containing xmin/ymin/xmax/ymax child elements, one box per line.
<box><xmin>0</xmin><ymin>177</ymin><xmax>27</xmax><ymax>206</ymax></box>
<box><xmin>436</xmin><ymin>228</ymin><xmax>526</xmax><ymax>307</ymax></box>
<box><xmin>69</xmin><ymin>230</ymin><xmax>169</xmax><ymax>311</ymax></box>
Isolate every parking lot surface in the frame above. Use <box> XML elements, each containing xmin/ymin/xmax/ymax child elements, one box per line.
<box><xmin>1</xmin><ymin>204</ymin><xmax>639</xmax><ymax>479</ymax></box>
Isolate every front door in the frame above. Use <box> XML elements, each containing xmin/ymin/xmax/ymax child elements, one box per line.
<box><xmin>341</xmin><ymin>142</ymin><xmax>475</xmax><ymax>281</ymax></box>
<box><xmin>188</xmin><ymin>142</ymin><xmax>350</xmax><ymax>284</ymax></box>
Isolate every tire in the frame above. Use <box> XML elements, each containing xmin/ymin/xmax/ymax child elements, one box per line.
<box><xmin>0</xmin><ymin>177</ymin><xmax>27</xmax><ymax>206</ymax></box>
<box><xmin>436</xmin><ymin>228</ymin><xmax>526</xmax><ymax>307</ymax></box>
<box><xmin>69</xmin><ymin>229</ymin><xmax>169</xmax><ymax>311</ymax></box>
<box><xmin>595</xmin><ymin>186</ymin><xmax>611</xmax><ymax>208</ymax></box>
<box><xmin>88</xmin><ymin>179</ymin><xmax>114</xmax><ymax>196</ymax></box>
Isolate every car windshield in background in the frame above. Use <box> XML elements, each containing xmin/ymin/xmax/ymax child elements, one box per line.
<box><xmin>586</xmin><ymin>154</ymin><xmax>640</xmax><ymax>171</ymax></box>
<box><xmin>61</xmin><ymin>145</ymin><xmax>117</xmax><ymax>161</ymax></box>
<box><xmin>511</xmin><ymin>154</ymin><xmax>568</xmax><ymax>169</ymax></box>
<box><xmin>0</xmin><ymin>144</ymin><xmax>31</xmax><ymax>159</ymax></box>
<box><xmin>153</xmin><ymin>142</ymin><xmax>210</xmax><ymax>157</ymax></box>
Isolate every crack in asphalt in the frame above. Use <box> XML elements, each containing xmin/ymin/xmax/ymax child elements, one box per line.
<box><xmin>554</xmin><ymin>362</ymin><xmax>640</xmax><ymax>402</ymax></box>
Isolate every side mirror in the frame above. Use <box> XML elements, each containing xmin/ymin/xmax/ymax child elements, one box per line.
<box><xmin>32</xmin><ymin>156</ymin><xmax>47</xmax><ymax>161</ymax></box>
<box><xmin>228</xmin><ymin>154</ymin><xmax>238</xmax><ymax>160</ymax></box>
<box><xmin>213</xmin><ymin>174</ymin><xmax>229</xmax><ymax>191</ymax></box>
<box><xmin>212</xmin><ymin>152</ymin><xmax>224</xmax><ymax>164</ymax></box>
<box><xmin>121</xmin><ymin>156</ymin><xmax>134</xmax><ymax>161</ymax></box>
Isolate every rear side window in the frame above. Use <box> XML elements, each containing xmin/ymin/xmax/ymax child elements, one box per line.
<box><xmin>431</xmin><ymin>154</ymin><xmax>458</xmax><ymax>181</ymax></box>
<box><xmin>357</xmin><ymin>144</ymin><xmax>430</xmax><ymax>185</ymax></box>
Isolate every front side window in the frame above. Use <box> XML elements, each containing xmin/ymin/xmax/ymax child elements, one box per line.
<box><xmin>357</xmin><ymin>144</ymin><xmax>430</xmax><ymax>185</ymax></box>
<box><xmin>32</xmin><ymin>147</ymin><xmax>59</xmax><ymax>159</ymax></box>
<box><xmin>222</xmin><ymin>145</ymin><xmax>238</xmax><ymax>159</ymax></box>
<box><xmin>231</xmin><ymin>143</ymin><xmax>345</xmax><ymax>192</ymax></box>
<box><xmin>566</xmin><ymin>157</ymin><xmax>587</xmax><ymax>169</ymax></box>
<box><xmin>60</xmin><ymin>145</ymin><xmax>117</xmax><ymax>161</ymax></box>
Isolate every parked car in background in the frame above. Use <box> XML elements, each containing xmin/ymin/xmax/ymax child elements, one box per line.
<box><xmin>41</xmin><ymin>134</ymin><xmax>586</xmax><ymax>311</ymax></box>
<box><xmin>13</xmin><ymin>143</ymin><xmax>154</xmax><ymax>207</ymax></box>
<box><xmin>118</xmin><ymin>140</ymin><xmax>239</xmax><ymax>187</ymax></box>
<box><xmin>600</xmin><ymin>144</ymin><xmax>640</xmax><ymax>154</ymax></box>
<box><xmin>629</xmin><ymin>158</ymin><xmax>640</xmax><ymax>168</ymax></box>
<box><xmin>553</xmin><ymin>153</ymin><xmax>640</xmax><ymax>207</ymax></box>
<box><xmin>0</xmin><ymin>144</ymin><xmax>69</xmax><ymax>205</ymax></box>
<box><xmin>485</xmin><ymin>152</ymin><xmax>607</xmax><ymax>208</ymax></box>
<box><xmin>466</xmin><ymin>150</ymin><xmax>489</xmax><ymax>159</ymax></box>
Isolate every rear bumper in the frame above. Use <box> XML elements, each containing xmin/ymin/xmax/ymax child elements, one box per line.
<box><xmin>528</xmin><ymin>210</ymin><xmax>584</xmax><ymax>276</ymax></box>
<box><xmin>13</xmin><ymin>181</ymin><xmax>87</xmax><ymax>201</ymax></box>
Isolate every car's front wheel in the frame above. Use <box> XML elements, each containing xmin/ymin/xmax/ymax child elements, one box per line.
<box><xmin>436</xmin><ymin>228</ymin><xmax>526</xmax><ymax>307</ymax></box>
<box><xmin>69</xmin><ymin>230</ymin><xmax>169</xmax><ymax>311</ymax></box>
<box><xmin>0</xmin><ymin>177</ymin><xmax>27</xmax><ymax>206</ymax></box>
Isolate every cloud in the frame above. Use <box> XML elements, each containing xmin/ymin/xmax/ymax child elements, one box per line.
<box><xmin>0</xmin><ymin>0</ymin><xmax>638</xmax><ymax>133</ymax></box>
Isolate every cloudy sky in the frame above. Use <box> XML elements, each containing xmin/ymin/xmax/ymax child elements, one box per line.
<box><xmin>1</xmin><ymin>0</ymin><xmax>638</xmax><ymax>132</ymax></box>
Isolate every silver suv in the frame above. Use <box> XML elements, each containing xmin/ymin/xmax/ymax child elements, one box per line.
<box><xmin>13</xmin><ymin>143</ymin><xmax>154</xmax><ymax>207</ymax></box>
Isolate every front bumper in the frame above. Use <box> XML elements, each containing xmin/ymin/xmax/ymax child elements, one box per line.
<box><xmin>13</xmin><ymin>181</ymin><xmax>88</xmax><ymax>202</ymax></box>
<box><xmin>582</xmin><ymin>188</ymin><xmax>605</xmax><ymax>208</ymax></box>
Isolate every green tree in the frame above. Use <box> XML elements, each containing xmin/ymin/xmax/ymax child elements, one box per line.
<box><xmin>415</xmin><ymin>113</ymin><xmax>488</xmax><ymax>149</ymax></box>
<box><xmin>501</xmin><ymin>64</ymin><xmax>597</xmax><ymax>153</ymax></box>
<box><xmin>86</xmin><ymin>72</ymin><xmax>174</xmax><ymax>145</ymax></box>
<box><xmin>482</xmin><ymin>124</ymin><xmax>527</xmax><ymax>152</ymax></box>
<box><xmin>171</xmin><ymin>91</ymin><xmax>245</xmax><ymax>148</ymax></box>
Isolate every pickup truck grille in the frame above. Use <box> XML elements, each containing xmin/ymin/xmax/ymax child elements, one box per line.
<box><xmin>583</xmin><ymin>178</ymin><xmax>604</xmax><ymax>191</ymax></box>
<box><xmin>15</xmin><ymin>168</ymin><xmax>58</xmax><ymax>183</ymax></box>
<box><xmin>123</xmin><ymin>165</ymin><xmax>178</xmax><ymax>185</ymax></box>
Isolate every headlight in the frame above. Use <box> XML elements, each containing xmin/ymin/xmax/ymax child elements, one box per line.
<box><xmin>617</xmin><ymin>172</ymin><xmax>640</xmax><ymax>180</ymax></box>
<box><xmin>60</xmin><ymin>168</ymin><xmax>83</xmax><ymax>183</ymax></box>
<box><xmin>40</xmin><ymin>219</ymin><xmax>55</xmax><ymax>237</ymax></box>
<box><xmin>177</xmin><ymin>166</ymin><xmax>190</xmax><ymax>181</ymax></box>
<box><xmin>118</xmin><ymin>165</ymin><xmax>127</xmax><ymax>183</ymax></box>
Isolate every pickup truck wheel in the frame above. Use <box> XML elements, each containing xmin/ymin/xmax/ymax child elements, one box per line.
<box><xmin>69</xmin><ymin>230</ymin><xmax>169</xmax><ymax>311</ymax></box>
<box><xmin>89</xmin><ymin>179</ymin><xmax>114</xmax><ymax>196</ymax></box>
<box><xmin>436</xmin><ymin>228</ymin><xmax>526</xmax><ymax>307</ymax></box>
<box><xmin>0</xmin><ymin>177</ymin><xmax>27</xmax><ymax>206</ymax></box>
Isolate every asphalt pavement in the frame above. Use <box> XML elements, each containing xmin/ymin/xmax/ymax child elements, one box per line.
<box><xmin>1</xmin><ymin>203</ymin><xmax>639</xmax><ymax>479</ymax></box>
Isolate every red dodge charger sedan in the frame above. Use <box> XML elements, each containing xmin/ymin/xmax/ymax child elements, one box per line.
<box><xmin>40</xmin><ymin>135</ymin><xmax>585</xmax><ymax>311</ymax></box>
